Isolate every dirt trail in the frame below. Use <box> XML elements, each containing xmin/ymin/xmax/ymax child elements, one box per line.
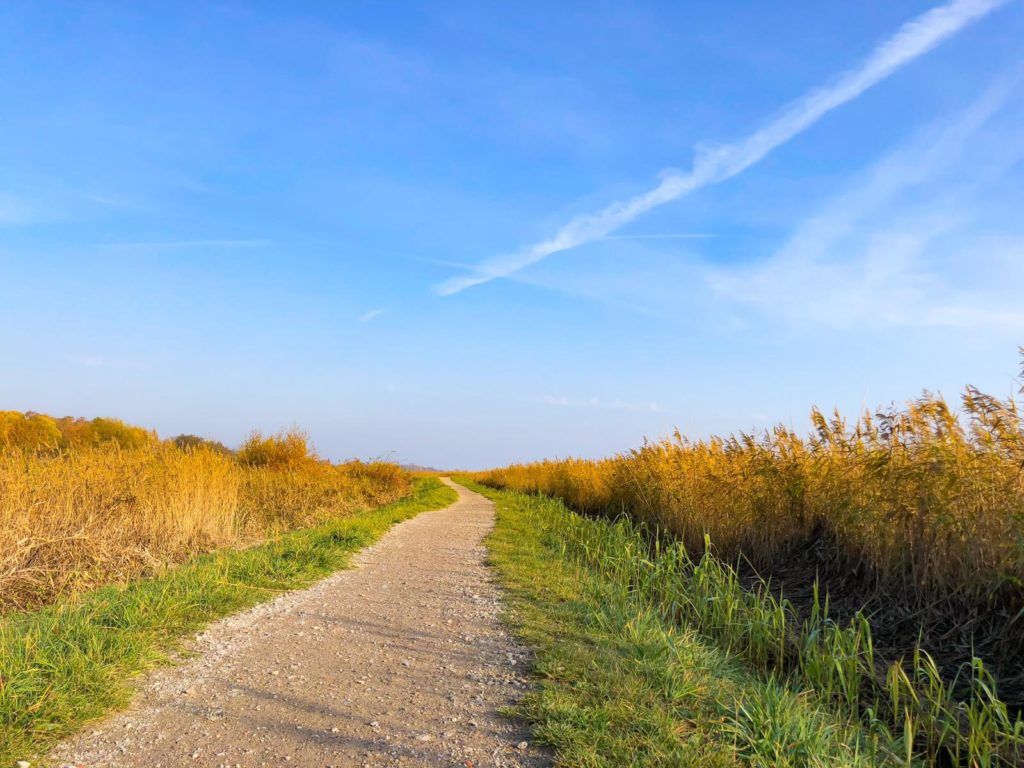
<box><xmin>50</xmin><ymin>479</ymin><xmax>548</xmax><ymax>768</ymax></box>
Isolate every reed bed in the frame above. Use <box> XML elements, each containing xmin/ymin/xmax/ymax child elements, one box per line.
<box><xmin>481</xmin><ymin>383</ymin><xmax>1024</xmax><ymax>613</ymax></box>
<box><xmin>495</xmin><ymin>486</ymin><xmax>1024</xmax><ymax>766</ymax></box>
<box><xmin>0</xmin><ymin>426</ymin><xmax>409</xmax><ymax>612</ymax></box>
<box><xmin>478</xmin><ymin>375</ymin><xmax>1024</xmax><ymax>762</ymax></box>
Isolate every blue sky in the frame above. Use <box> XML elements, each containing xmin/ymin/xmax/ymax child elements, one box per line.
<box><xmin>1</xmin><ymin>0</ymin><xmax>1022</xmax><ymax>468</ymax></box>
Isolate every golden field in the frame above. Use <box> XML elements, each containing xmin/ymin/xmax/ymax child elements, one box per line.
<box><xmin>481</xmin><ymin>385</ymin><xmax>1024</xmax><ymax>608</ymax></box>
<box><xmin>0</xmin><ymin>413</ymin><xmax>408</xmax><ymax>611</ymax></box>
<box><xmin>478</xmin><ymin>375</ymin><xmax>1024</xmax><ymax>745</ymax></box>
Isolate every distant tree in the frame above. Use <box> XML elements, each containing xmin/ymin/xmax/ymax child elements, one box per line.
<box><xmin>171</xmin><ymin>434</ymin><xmax>233</xmax><ymax>455</ymax></box>
<box><xmin>0</xmin><ymin>411</ymin><xmax>63</xmax><ymax>451</ymax></box>
<box><xmin>83</xmin><ymin>417</ymin><xmax>155</xmax><ymax>448</ymax></box>
<box><xmin>53</xmin><ymin>416</ymin><xmax>91</xmax><ymax>447</ymax></box>
<box><xmin>0</xmin><ymin>413</ymin><xmax>158</xmax><ymax>451</ymax></box>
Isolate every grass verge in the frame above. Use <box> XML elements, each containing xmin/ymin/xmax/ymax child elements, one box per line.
<box><xmin>462</xmin><ymin>478</ymin><xmax>912</xmax><ymax>767</ymax></box>
<box><xmin>0</xmin><ymin>477</ymin><xmax>457</xmax><ymax>765</ymax></box>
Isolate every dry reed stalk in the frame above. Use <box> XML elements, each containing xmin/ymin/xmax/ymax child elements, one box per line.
<box><xmin>479</xmin><ymin>385</ymin><xmax>1024</xmax><ymax>609</ymax></box>
<box><xmin>0</xmin><ymin>445</ymin><xmax>409</xmax><ymax>612</ymax></box>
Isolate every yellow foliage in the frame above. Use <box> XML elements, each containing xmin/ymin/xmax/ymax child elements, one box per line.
<box><xmin>0</xmin><ymin>411</ymin><xmax>63</xmax><ymax>451</ymax></box>
<box><xmin>0</xmin><ymin>411</ymin><xmax>155</xmax><ymax>452</ymax></box>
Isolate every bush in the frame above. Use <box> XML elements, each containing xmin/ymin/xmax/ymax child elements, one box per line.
<box><xmin>170</xmin><ymin>434</ymin><xmax>233</xmax><ymax>455</ymax></box>
<box><xmin>0</xmin><ymin>411</ymin><xmax>156</xmax><ymax>452</ymax></box>
<box><xmin>0</xmin><ymin>411</ymin><xmax>63</xmax><ymax>452</ymax></box>
<box><xmin>236</xmin><ymin>428</ymin><xmax>315</xmax><ymax>469</ymax></box>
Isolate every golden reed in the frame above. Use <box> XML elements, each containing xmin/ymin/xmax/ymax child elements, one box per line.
<box><xmin>0</xmin><ymin>421</ymin><xmax>408</xmax><ymax>612</ymax></box>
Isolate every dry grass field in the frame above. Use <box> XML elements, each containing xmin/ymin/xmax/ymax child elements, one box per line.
<box><xmin>0</xmin><ymin>413</ymin><xmax>409</xmax><ymax>612</ymax></box>
<box><xmin>480</xmin><ymin>381</ymin><xmax>1024</xmax><ymax>612</ymax></box>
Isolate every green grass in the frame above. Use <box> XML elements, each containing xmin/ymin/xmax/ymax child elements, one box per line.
<box><xmin>0</xmin><ymin>477</ymin><xmax>457</xmax><ymax>765</ymax></box>
<box><xmin>461</xmin><ymin>478</ymin><xmax>913</xmax><ymax>767</ymax></box>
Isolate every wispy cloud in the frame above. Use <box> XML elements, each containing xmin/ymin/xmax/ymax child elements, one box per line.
<box><xmin>601</xmin><ymin>233</ymin><xmax>717</xmax><ymax>241</ymax></box>
<box><xmin>503</xmin><ymin>74</ymin><xmax>1024</xmax><ymax>332</ymax></box>
<box><xmin>538</xmin><ymin>395</ymin><xmax>662</xmax><ymax>413</ymax></box>
<box><xmin>67</xmin><ymin>355</ymin><xmax>150</xmax><ymax>370</ymax></box>
<box><xmin>71</xmin><ymin>355</ymin><xmax>106</xmax><ymax>368</ymax></box>
<box><xmin>708</xmin><ymin>76</ymin><xmax>1024</xmax><ymax>330</ymax></box>
<box><xmin>434</xmin><ymin>0</ymin><xmax>1008</xmax><ymax>296</ymax></box>
<box><xmin>0</xmin><ymin>194</ymin><xmax>33</xmax><ymax>226</ymax></box>
<box><xmin>104</xmin><ymin>239</ymin><xmax>271</xmax><ymax>250</ymax></box>
<box><xmin>357</xmin><ymin>309</ymin><xmax>385</xmax><ymax>323</ymax></box>
<box><xmin>403</xmin><ymin>254</ymin><xmax>479</xmax><ymax>270</ymax></box>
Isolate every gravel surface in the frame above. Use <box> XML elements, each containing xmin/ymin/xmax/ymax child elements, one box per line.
<box><xmin>49</xmin><ymin>479</ymin><xmax>548</xmax><ymax>768</ymax></box>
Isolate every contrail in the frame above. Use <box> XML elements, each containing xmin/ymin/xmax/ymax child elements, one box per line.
<box><xmin>434</xmin><ymin>0</ymin><xmax>1008</xmax><ymax>296</ymax></box>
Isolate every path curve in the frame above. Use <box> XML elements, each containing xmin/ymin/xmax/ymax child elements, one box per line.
<box><xmin>51</xmin><ymin>479</ymin><xmax>547</xmax><ymax>768</ymax></box>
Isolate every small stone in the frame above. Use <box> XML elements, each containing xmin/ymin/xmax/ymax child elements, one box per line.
<box><xmin>517</xmin><ymin>741</ymin><xmax>529</xmax><ymax>750</ymax></box>
<box><xmin>17</xmin><ymin>761</ymin><xmax>31</xmax><ymax>768</ymax></box>
<box><xmin>416</xmin><ymin>734</ymin><xmax>432</xmax><ymax>742</ymax></box>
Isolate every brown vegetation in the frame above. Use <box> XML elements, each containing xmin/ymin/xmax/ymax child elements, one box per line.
<box><xmin>0</xmin><ymin>416</ymin><xmax>409</xmax><ymax>612</ymax></box>
<box><xmin>479</xmin><ymin>371</ymin><xmax>1024</xmax><ymax>706</ymax></box>
<box><xmin>0</xmin><ymin>411</ymin><xmax>154</xmax><ymax>452</ymax></box>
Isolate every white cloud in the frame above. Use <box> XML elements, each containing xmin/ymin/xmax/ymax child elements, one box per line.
<box><xmin>0</xmin><ymin>194</ymin><xmax>33</xmax><ymax>225</ymax></box>
<box><xmin>499</xmin><ymin>72</ymin><xmax>1024</xmax><ymax>334</ymax></box>
<box><xmin>103</xmin><ymin>239</ymin><xmax>271</xmax><ymax>250</ymax></box>
<box><xmin>434</xmin><ymin>0</ymin><xmax>1008</xmax><ymax>296</ymax></box>
<box><xmin>67</xmin><ymin>355</ymin><xmax>150</xmax><ymax>370</ymax></box>
<box><xmin>357</xmin><ymin>309</ymin><xmax>385</xmax><ymax>323</ymax></box>
<box><xmin>538</xmin><ymin>395</ymin><xmax>662</xmax><ymax>413</ymax></box>
<box><xmin>72</xmin><ymin>355</ymin><xmax>106</xmax><ymax>368</ymax></box>
<box><xmin>601</xmin><ymin>233</ymin><xmax>718</xmax><ymax>241</ymax></box>
<box><xmin>708</xmin><ymin>78</ymin><xmax>1024</xmax><ymax>330</ymax></box>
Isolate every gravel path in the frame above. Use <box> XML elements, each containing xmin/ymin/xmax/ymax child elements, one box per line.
<box><xmin>50</xmin><ymin>479</ymin><xmax>548</xmax><ymax>768</ymax></box>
